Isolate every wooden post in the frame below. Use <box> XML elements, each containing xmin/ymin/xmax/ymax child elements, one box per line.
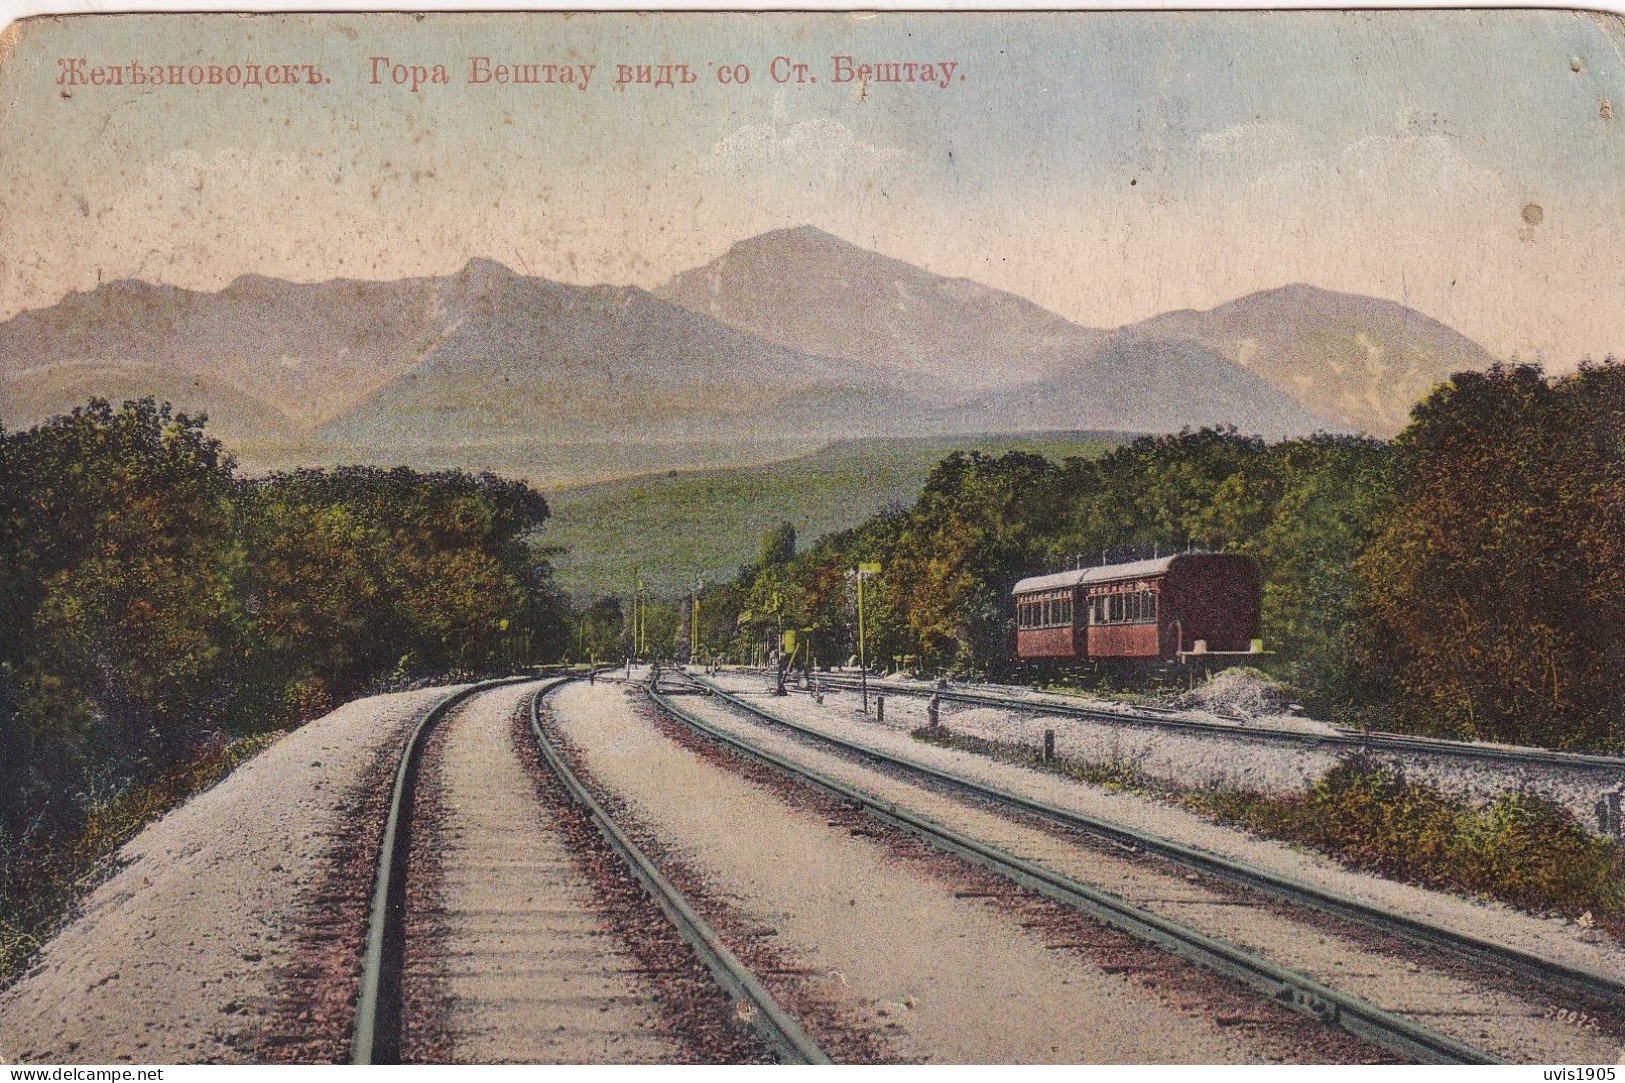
<box><xmin>875</xmin><ymin>695</ymin><xmax>884</xmax><ymax>724</ymax></box>
<box><xmin>1043</xmin><ymin>729</ymin><xmax>1055</xmax><ymax>763</ymax></box>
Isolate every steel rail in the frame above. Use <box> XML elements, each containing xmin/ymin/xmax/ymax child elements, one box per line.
<box><xmin>644</xmin><ymin>678</ymin><xmax>1501</xmax><ymax>1065</ymax></box>
<box><xmin>690</xmin><ymin>674</ymin><xmax>1625</xmax><ymax>1008</ymax></box>
<box><xmin>350</xmin><ymin>673</ymin><xmax>551</xmax><ymax>1066</ymax></box>
<box><xmin>527</xmin><ymin>682</ymin><xmax>832</xmax><ymax>1065</ymax></box>
<box><xmin>811</xmin><ymin>673</ymin><xmax>1625</xmax><ymax>774</ymax></box>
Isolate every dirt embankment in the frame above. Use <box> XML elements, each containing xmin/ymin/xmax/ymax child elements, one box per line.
<box><xmin>0</xmin><ymin>686</ymin><xmax>458</xmax><ymax>1064</ymax></box>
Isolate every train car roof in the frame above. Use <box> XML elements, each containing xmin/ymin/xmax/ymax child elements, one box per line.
<box><xmin>1013</xmin><ymin>554</ymin><xmax>1226</xmax><ymax>595</ymax></box>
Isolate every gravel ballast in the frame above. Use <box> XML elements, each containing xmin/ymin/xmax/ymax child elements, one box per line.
<box><xmin>0</xmin><ymin>686</ymin><xmax>460</xmax><ymax>1064</ymax></box>
<box><xmin>551</xmin><ymin>679</ymin><xmax>1275</xmax><ymax>1064</ymax></box>
<box><xmin>816</xmin><ymin>672</ymin><xmax>1625</xmax><ymax>833</ymax></box>
<box><xmin>683</xmin><ymin>678</ymin><xmax>1625</xmax><ymax>1062</ymax></box>
<box><xmin>709</xmin><ymin>672</ymin><xmax>1625</xmax><ymax>990</ymax></box>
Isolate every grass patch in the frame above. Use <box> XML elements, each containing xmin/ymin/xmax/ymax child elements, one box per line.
<box><xmin>912</xmin><ymin>728</ymin><xmax>1625</xmax><ymax>935</ymax></box>
<box><xmin>0</xmin><ymin>731</ymin><xmax>281</xmax><ymax>985</ymax></box>
<box><xmin>547</xmin><ymin>432</ymin><xmax>1117</xmax><ymax>599</ymax></box>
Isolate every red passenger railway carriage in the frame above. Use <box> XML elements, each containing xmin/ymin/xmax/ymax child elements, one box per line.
<box><xmin>1012</xmin><ymin>553</ymin><xmax>1261</xmax><ymax>663</ymax></box>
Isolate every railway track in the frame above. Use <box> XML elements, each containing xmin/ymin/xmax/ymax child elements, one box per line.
<box><xmin>346</xmin><ymin>674</ymin><xmax>829</xmax><ymax>1065</ymax></box>
<box><xmin>330</xmin><ymin>669</ymin><xmax>1618</xmax><ymax>1064</ymax></box>
<box><xmin>349</xmin><ymin>675</ymin><xmax>539</xmax><ymax>1064</ymax></box>
<box><xmin>523</xmin><ymin>683</ymin><xmax>830</xmax><ymax>1065</ymax></box>
<box><xmin>811</xmin><ymin>672</ymin><xmax>1625</xmax><ymax>776</ymax></box>
<box><xmin>689</xmin><ymin>673</ymin><xmax>1625</xmax><ymax>1009</ymax></box>
<box><xmin>644</xmin><ymin>674</ymin><xmax>1502</xmax><ymax>1065</ymax></box>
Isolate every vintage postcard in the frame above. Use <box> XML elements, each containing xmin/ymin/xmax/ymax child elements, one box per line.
<box><xmin>0</xmin><ymin>7</ymin><xmax>1622</xmax><ymax>1069</ymax></box>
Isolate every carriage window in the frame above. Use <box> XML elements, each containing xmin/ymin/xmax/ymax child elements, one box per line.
<box><xmin>1109</xmin><ymin>595</ymin><xmax>1124</xmax><ymax>622</ymax></box>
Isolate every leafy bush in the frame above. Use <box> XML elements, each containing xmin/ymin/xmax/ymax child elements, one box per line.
<box><xmin>914</xmin><ymin>725</ymin><xmax>1625</xmax><ymax>929</ymax></box>
<box><xmin>1187</xmin><ymin>756</ymin><xmax>1625</xmax><ymax>923</ymax></box>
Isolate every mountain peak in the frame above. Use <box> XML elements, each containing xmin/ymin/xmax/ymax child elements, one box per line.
<box><xmin>222</xmin><ymin>273</ymin><xmax>282</xmax><ymax>294</ymax></box>
<box><xmin>732</xmin><ymin>224</ymin><xmax>855</xmax><ymax>253</ymax></box>
<box><xmin>1122</xmin><ymin>281</ymin><xmax>1497</xmax><ymax>435</ymax></box>
<box><xmin>657</xmin><ymin>227</ymin><xmax>1102</xmax><ymax>389</ymax></box>
<box><xmin>456</xmin><ymin>256</ymin><xmax>519</xmax><ymax>280</ymax></box>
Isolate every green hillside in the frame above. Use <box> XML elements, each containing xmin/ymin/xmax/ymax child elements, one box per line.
<box><xmin>544</xmin><ymin>432</ymin><xmax>1123</xmax><ymax>599</ymax></box>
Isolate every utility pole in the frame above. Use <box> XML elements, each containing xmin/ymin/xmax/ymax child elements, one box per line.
<box><xmin>772</xmin><ymin>590</ymin><xmax>787</xmax><ymax>696</ymax></box>
<box><xmin>631</xmin><ymin>569</ymin><xmax>647</xmax><ymax>661</ymax></box>
<box><xmin>691</xmin><ymin>574</ymin><xmax>704</xmax><ymax>667</ymax></box>
<box><xmin>856</xmin><ymin>561</ymin><xmax>881</xmax><ymax>714</ymax></box>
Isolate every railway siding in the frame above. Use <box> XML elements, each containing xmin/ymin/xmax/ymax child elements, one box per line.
<box><xmin>547</xmin><ymin>678</ymin><xmax>1298</xmax><ymax>1063</ymax></box>
<box><xmin>675</xmin><ymin>678</ymin><xmax>1621</xmax><ymax>1063</ymax></box>
<box><xmin>815</xmin><ymin>674</ymin><xmax>1625</xmax><ymax>838</ymax></box>
<box><xmin>706</xmin><ymin>673</ymin><xmax>1625</xmax><ymax>993</ymax></box>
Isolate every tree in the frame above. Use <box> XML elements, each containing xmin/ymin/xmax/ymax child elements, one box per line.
<box><xmin>1356</xmin><ymin>364</ymin><xmax>1624</xmax><ymax>747</ymax></box>
<box><xmin>759</xmin><ymin>521</ymin><xmax>797</xmax><ymax>567</ymax></box>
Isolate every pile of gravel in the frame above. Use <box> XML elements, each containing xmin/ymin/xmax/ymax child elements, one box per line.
<box><xmin>1171</xmin><ymin>668</ymin><xmax>1294</xmax><ymax>720</ymax></box>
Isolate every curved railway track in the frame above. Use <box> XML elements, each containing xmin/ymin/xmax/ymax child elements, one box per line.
<box><xmin>811</xmin><ymin>673</ymin><xmax>1625</xmax><ymax>776</ymax></box>
<box><xmin>644</xmin><ymin>674</ymin><xmax>1502</xmax><ymax>1065</ymax></box>
<box><xmin>346</xmin><ymin>674</ymin><xmax>829</xmax><ymax>1065</ymax></box>
<box><xmin>349</xmin><ymin>675</ymin><xmax>538</xmax><ymax>1065</ymax></box>
<box><xmin>689</xmin><ymin>673</ymin><xmax>1625</xmax><ymax>1008</ymax></box>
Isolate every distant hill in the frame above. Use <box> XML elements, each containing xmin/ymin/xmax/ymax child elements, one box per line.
<box><xmin>0</xmin><ymin>271</ymin><xmax>464</xmax><ymax>434</ymax></box>
<box><xmin>311</xmin><ymin>261</ymin><xmax>929</xmax><ymax>447</ymax></box>
<box><xmin>970</xmin><ymin>335</ymin><xmax>1333</xmax><ymax>440</ymax></box>
<box><xmin>656</xmin><ymin>228</ymin><xmax>1493</xmax><ymax>437</ymax></box>
<box><xmin>2</xmin><ymin>361</ymin><xmax>298</xmax><ymax>449</ymax></box>
<box><xmin>1121</xmin><ymin>284</ymin><xmax>1498</xmax><ymax>435</ymax></box>
<box><xmin>656</xmin><ymin>225</ymin><xmax>1108</xmax><ymax>390</ymax></box>
<box><xmin>1</xmin><ymin>233</ymin><xmax>1498</xmax><ymax>464</ymax></box>
<box><xmin>544</xmin><ymin>432</ymin><xmax>1122</xmax><ymax>599</ymax></box>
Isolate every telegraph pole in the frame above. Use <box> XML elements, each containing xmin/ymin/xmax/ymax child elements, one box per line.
<box><xmin>856</xmin><ymin>561</ymin><xmax>881</xmax><ymax>714</ymax></box>
<box><xmin>691</xmin><ymin>574</ymin><xmax>704</xmax><ymax>667</ymax></box>
<box><xmin>772</xmin><ymin>590</ymin><xmax>787</xmax><ymax>696</ymax></box>
<box><xmin>631</xmin><ymin>569</ymin><xmax>647</xmax><ymax>661</ymax></box>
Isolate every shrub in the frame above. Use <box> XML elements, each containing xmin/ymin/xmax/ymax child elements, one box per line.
<box><xmin>1188</xmin><ymin>755</ymin><xmax>1625</xmax><ymax>923</ymax></box>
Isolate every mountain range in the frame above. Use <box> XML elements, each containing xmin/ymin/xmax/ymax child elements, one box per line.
<box><xmin>0</xmin><ymin>226</ymin><xmax>1500</xmax><ymax>477</ymax></box>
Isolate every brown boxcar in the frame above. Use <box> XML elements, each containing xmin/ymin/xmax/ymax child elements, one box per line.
<box><xmin>1012</xmin><ymin>553</ymin><xmax>1261</xmax><ymax>663</ymax></box>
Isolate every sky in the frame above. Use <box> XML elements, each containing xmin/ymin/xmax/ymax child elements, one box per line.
<box><xmin>0</xmin><ymin>10</ymin><xmax>1621</xmax><ymax>366</ymax></box>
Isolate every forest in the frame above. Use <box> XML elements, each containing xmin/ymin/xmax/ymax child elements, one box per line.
<box><xmin>0</xmin><ymin>399</ymin><xmax>567</xmax><ymax>868</ymax></box>
<box><xmin>690</xmin><ymin>361</ymin><xmax>1625</xmax><ymax>754</ymax></box>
